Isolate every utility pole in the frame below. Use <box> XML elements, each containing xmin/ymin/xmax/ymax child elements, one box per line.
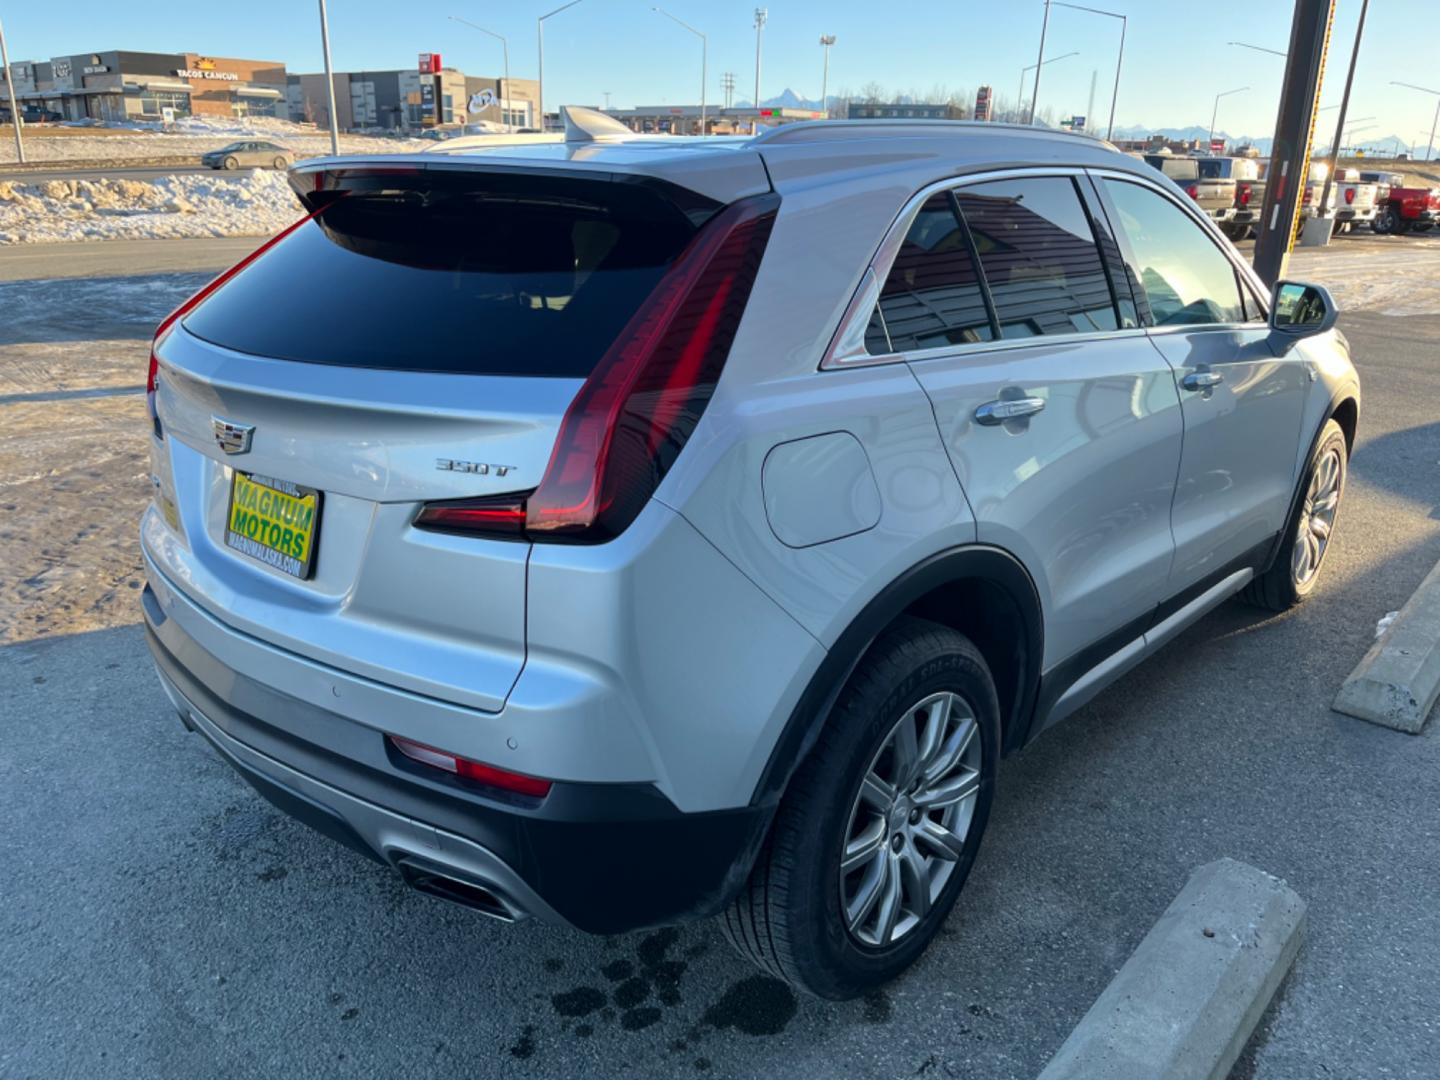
<box><xmin>1085</xmin><ymin>69</ymin><xmax>1097</xmax><ymax>134</ymax></box>
<box><xmin>1317</xmin><ymin>0</ymin><xmax>1369</xmax><ymax>219</ymax></box>
<box><xmin>317</xmin><ymin>0</ymin><xmax>340</xmax><ymax>153</ymax></box>
<box><xmin>1252</xmin><ymin>0</ymin><xmax>1336</xmax><ymax>285</ymax></box>
<box><xmin>721</xmin><ymin>71</ymin><xmax>736</xmax><ymax>110</ymax></box>
<box><xmin>0</xmin><ymin>14</ymin><xmax>25</xmax><ymax>164</ymax></box>
<box><xmin>819</xmin><ymin>34</ymin><xmax>835</xmax><ymax>115</ymax></box>
<box><xmin>753</xmin><ymin>8</ymin><xmax>767</xmax><ymax>133</ymax></box>
<box><xmin>1029</xmin><ymin>0</ymin><xmax>1052</xmax><ymax>125</ymax></box>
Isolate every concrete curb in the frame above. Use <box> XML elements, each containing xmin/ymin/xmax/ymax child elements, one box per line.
<box><xmin>1333</xmin><ymin>558</ymin><xmax>1440</xmax><ymax>734</ymax></box>
<box><xmin>1037</xmin><ymin>859</ymin><xmax>1306</xmax><ymax>1080</ymax></box>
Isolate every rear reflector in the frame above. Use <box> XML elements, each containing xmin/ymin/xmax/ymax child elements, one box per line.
<box><xmin>389</xmin><ymin>735</ymin><xmax>553</xmax><ymax>798</ymax></box>
<box><xmin>416</xmin><ymin>191</ymin><xmax>781</xmax><ymax>544</ymax></box>
<box><xmin>1345</xmin><ymin>187</ymin><xmax>1356</xmax><ymax>204</ymax></box>
<box><xmin>1185</xmin><ymin>184</ymin><xmax>1199</xmax><ymax>199</ymax></box>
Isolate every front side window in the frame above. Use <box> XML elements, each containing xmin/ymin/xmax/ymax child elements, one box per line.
<box><xmin>868</xmin><ymin>192</ymin><xmax>993</xmax><ymax>354</ymax></box>
<box><xmin>955</xmin><ymin>176</ymin><xmax>1119</xmax><ymax>339</ymax></box>
<box><xmin>1103</xmin><ymin>179</ymin><xmax>1244</xmax><ymax>326</ymax></box>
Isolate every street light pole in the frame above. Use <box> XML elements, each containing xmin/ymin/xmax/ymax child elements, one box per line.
<box><xmin>753</xmin><ymin>8</ymin><xmax>768</xmax><ymax>134</ymax></box>
<box><xmin>653</xmin><ymin>6</ymin><xmax>705</xmax><ymax>135</ymax></box>
<box><xmin>1318</xmin><ymin>0</ymin><xmax>1369</xmax><ymax>214</ymax></box>
<box><xmin>1029</xmin><ymin>0</ymin><xmax>1052</xmax><ymax>125</ymax></box>
<box><xmin>819</xmin><ymin>34</ymin><xmax>835</xmax><ymax>116</ymax></box>
<box><xmin>449</xmin><ymin>17</ymin><xmax>511</xmax><ymax>131</ymax></box>
<box><xmin>1392</xmin><ymin>80</ymin><xmax>1440</xmax><ymax>163</ymax></box>
<box><xmin>1018</xmin><ymin>51</ymin><xmax>1079</xmax><ymax>126</ymax></box>
<box><xmin>0</xmin><ymin>13</ymin><xmax>25</xmax><ymax>164</ymax></box>
<box><xmin>538</xmin><ymin>0</ymin><xmax>587</xmax><ymax>133</ymax></box>
<box><xmin>1044</xmin><ymin>4</ymin><xmax>1127</xmax><ymax>141</ymax></box>
<box><xmin>317</xmin><ymin>0</ymin><xmax>340</xmax><ymax>153</ymax></box>
<box><xmin>1228</xmin><ymin>41</ymin><xmax>1288</xmax><ymax>58</ymax></box>
<box><xmin>1208</xmin><ymin>85</ymin><xmax>1249</xmax><ymax>154</ymax></box>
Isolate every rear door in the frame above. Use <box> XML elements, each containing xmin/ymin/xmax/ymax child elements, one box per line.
<box><xmin>1094</xmin><ymin>173</ymin><xmax>1307</xmax><ymax>593</ymax></box>
<box><xmin>895</xmin><ymin>171</ymin><xmax>1183</xmax><ymax>667</ymax></box>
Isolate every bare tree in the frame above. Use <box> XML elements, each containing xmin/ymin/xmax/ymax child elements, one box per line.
<box><xmin>859</xmin><ymin>81</ymin><xmax>885</xmax><ymax>104</ymax></box>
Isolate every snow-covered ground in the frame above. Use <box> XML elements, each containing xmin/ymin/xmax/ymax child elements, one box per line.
<box><xmin>1</xmin><ymin>114</ymin><xmax>429</xmax><ymax>165</ymax></box>
<box><xmin>1288</xmin><ymin>236</ymin><xmax>1440</xmax><ymax>317</ymax></box>
<box><xmin>0</xmin><ymin>170</ymin><xmax>302</xmax><ymax>243</ymax></box>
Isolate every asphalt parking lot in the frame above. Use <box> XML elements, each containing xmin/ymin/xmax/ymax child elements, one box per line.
<box><xmin>2</xmin><ymin>234</ymin><xmax>1439</xmax><ymax>1079</ymax></box>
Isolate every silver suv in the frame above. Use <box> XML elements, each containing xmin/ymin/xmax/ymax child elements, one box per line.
<box><xmin>141</xmin><ymin>113</ymin><xmax>1359</xmax><ymax>1000</ymax></box>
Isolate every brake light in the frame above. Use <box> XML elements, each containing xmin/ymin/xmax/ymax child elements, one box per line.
<box><xmin>388</xmin><ymin>735</ymin><xmax>552</xmax><ymax>798</ymax></box>
<box><xmin>146</xmin><ymin>206</ymin><xmax>327</xmax><ymax>431</ymax></box>
<box><xmin>1185</xmin><ymin>184</ymin><xmax>1199</xmax><ymax>199</ymax></box>
<box><xmin>1238</xmin><ymin>184</ymin><xmax>1252</xmax><ymax>207</ymax></box>
<box><xmin>1345</xmin><ymin>187</ymin><xmax>1356</xmax><ymax>204</ymax></box>
<box><xmin>1303</xmin><ymin>187</ymin><xmax>1313</xmax><ymax>204</ymax></box>
<box><xmin>417</xmin><ymin>192</ymin><xmax>781</xmax><ymax>544</ymax></box>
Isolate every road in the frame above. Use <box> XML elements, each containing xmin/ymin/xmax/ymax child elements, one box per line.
<box><xmin>0</xmin><ymin>236</ymin><xmax>260</xmax><ymax>281</ymax></box>
<box><xmin>2</xmin><ymin>242</ymin><xmax>1439</xmax><ymax>1079</ymax></box>
<box><xmin>0</xmin><ymin>164</ymin><xmax>215</xmax><ymax>184</ymax></box>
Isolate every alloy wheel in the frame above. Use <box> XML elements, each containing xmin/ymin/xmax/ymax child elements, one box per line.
<box><xmin>1292</xmin><ymin>446</ymin><xmax>1342</xmax><ymax>586</ymax></box>
<box><xmin>839</xmin><ymin>690</ymin><xmax>982</xmax><ymax>948</ymax></box>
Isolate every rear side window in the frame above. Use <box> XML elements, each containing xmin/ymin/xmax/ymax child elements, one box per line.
<box><xmin>182</xmin><ymin>173</ymin><xmax>705</xmax><ymax>377</ymax></box>
<box><xmin>955</xmin><ymin>177</ymin><xmax>1119</xmax><ymax>339</ymax></box>
<box><xmin>869</xmin><ymin>192</ymin><xmax>993</xmax><ymax>353</ymax></box>
<box><xmin>1102</xmin><ymin>179</ymin><xmax>1244</xmax><ymax>325</ymax></box>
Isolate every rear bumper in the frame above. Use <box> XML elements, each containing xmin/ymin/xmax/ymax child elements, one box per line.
<box><xmin>143</xmin><ymin>581</ymin><xmax>772</xmax><ymax>933</ymax></box>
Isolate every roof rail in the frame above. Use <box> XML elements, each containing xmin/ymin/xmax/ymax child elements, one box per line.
<box><xmin>748</xmin><ymin>118</ymin><xmax>1109</xmax><ymax>146</ymax></box>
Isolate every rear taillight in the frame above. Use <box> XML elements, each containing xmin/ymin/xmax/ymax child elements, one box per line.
<box><xmin>416</xmin><ymin>191</ymin><xmax>781</xmax><ymax>544</ymax></box>
<box><xmin>146</xmin><ymin>206</ymin><xmax>327</xmax><ymax>434</ymax></box>
<box><xmin>1238</xmin><ymin>184</ymin><xmax>1252</xmax><ymax>207</ymax></box>
<box><xmin>1303</xmin><ymin>187</ymin><xmax>1313</xmax><ymax>204</ymax></box>
<box><xmin>1345</xmin><ymin>187</ymin><xmax>1356</xmax><ymax>204</ymax></box>
<box><xmin>388</xmin><ymin>735</ymin><xmax>552</xmax><ymax>798</ymax></box>
<box><xmin>1185</xmin><ymin>184</ymin><xmax>1199</xmax><ymax>199</ymax></box>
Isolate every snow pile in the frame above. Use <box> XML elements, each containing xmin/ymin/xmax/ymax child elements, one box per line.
<box><xmin>0</xmin><ymin>169</ymin><xmax>303</xmax><ymax>243</ymax></box>
<box><xmin>0</xmin><ymin>124</ymin><xmax>429</xmax><ymax>165</ymax></box>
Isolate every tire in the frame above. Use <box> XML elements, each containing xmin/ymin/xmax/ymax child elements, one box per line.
<box><xmin>1374</xmin><ymin>206</ymin><xmax>1397</xmax><ymax>234</ymax></box>
<box><xmin>1415</xmin><ymin>223</ymin><xmax>1433</xmax><ymax>233</ymax></box>
<box><xmin>272</xmin><ymin>156</ymin><xmax>286</xmax><ymax>170</ymax></box>
<box><xmin>1220</xmin><ymin>223</ymin><xmax>1248</xmax><ymax>242</ymax></box>
<box><xmin>223</xmin><ymin>156</ymin><xmax>238</xmax><ymax>170</ymax></box>
<box><xmin>722</xmin><ymin>616</ymin><xmax>1000</xmax><ymax>999</ymax></box>
<box><xmin>1240</xmin><ymin>420</ymin><xmax>1347</xmax><ymax>612</ymax></box>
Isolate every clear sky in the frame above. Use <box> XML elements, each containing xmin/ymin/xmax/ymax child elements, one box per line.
<box><xmin>4</xmin><ymin>1</ymin><xmax>1437</xmax><ymax>149</ymax></box>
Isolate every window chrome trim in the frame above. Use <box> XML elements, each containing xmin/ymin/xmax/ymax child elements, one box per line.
<box><xmin>821</xmin><ymin>165</ymin><xmax>1135</xmax><ymax>371</ymax></box>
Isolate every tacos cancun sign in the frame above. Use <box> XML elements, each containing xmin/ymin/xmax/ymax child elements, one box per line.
<box><xmin>175</xmin><ymin>69</ymin><xmax>240</xmax><ymax>81</ymax></box>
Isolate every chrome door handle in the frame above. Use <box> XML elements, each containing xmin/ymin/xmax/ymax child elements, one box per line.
<box><xmin>974</xmin><ymin>396</ymin><xmax>1046</xmax><ymax>426</ymax></box>
<box><xmin>1181</xmin><ymin>370</ymin><xmax>1223</xmax><ymax>391</ymax></box>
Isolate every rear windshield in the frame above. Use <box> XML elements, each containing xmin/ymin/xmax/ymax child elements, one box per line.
<box><xmin>183</xmin><ymin>172</ymin><xmax>705</xmax><ymax>377</ymax></box>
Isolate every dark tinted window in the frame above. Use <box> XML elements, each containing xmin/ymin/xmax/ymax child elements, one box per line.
<box><xmin>955</xmin><ymin>177</ymin><xmax>1119</xmax><ymax>339</ymax></box>
<box><xmin>183</xmin><ymin>174</ymin><xmax>702</xmax><ymax>377</ymax></box>
<box><xmin>869</xmin><ymin>192</ymin><xmax>993</xmax><ymax>353</ymax></box>
<box><xmin>1103</xmin><ymin>179</ymin><xmax>1244</xmax><ymax>325</ymax></box>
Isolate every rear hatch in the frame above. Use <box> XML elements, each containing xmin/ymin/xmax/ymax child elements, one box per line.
<box><xmin>146</xmin><ymin>162</ymin><xmax>739</xmax><ymax>710</ymax></box>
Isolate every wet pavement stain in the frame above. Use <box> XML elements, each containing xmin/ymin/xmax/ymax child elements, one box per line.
<box><xmin>601</xmin><ymin>959</ymin><xmax>634</xmax><ymax>982</ymax></box>
<box><xmin>620</xmin><ymin>1006</ymin><xmax>663</xmax><ymax>1031</ymax></box>
<box><xmin>863</xmin><ymin>989</ymin><xmax>893</xmax><ymax>1024</ymax></box>
<box><xmin>551</xmin><ymin>987</ymin><xmax>607</xmax><ymax>1018</ymax></box>
<box><xmin>509</xmin><ymin>1025</ymin><xmax>536</xmax><ymax>1060</ymax></box>
<box><xmin>700</xmin><ymin>975</ymin><xmax>798</xmax><ymax>1036</ymax></box>
<box><xmin>542</xmin><ymin>957</ymin><xmax>564</xmax><ymax>973</ymax></box>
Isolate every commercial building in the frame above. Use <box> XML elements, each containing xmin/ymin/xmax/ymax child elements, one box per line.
<box><xmin>848</xmin><ymin>101</ymin><xmax>967</xmax><ymax>121</ymax></box>
<box><xmin>1</xmin><ymin>51</ymin><xmax>287</xmax><ymax>122</ymax></box>
<box><xmin>609</xmin><ymin>105</ymin><xmax>826</xmax><ymax>136</ymax></box>
<box><xmin>287</xmin><ymin>67</ymin><xmax>538</xmax><ymax>132</ymax></box>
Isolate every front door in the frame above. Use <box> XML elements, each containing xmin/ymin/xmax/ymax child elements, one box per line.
<box><xmin>1096</xmin><ymin>176</ymin><xmax>1308</xmax><ymax>592</ymax></box>
<box><xmin>873</xmin><ymin>173</ymin><xmax>1184</xmax><ymax>668</ymax></box>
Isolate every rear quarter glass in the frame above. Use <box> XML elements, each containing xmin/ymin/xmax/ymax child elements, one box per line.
<box><xmin>181</xmin><ymin>173</ymin><xmax>710</xmax><ymax>378</ymax></box>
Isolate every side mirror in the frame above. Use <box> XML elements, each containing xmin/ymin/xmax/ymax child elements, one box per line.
<box><xmin>1269</xmin><ymin>280</ymin><xmax>1338</xmax><ymax>341</ymax></box>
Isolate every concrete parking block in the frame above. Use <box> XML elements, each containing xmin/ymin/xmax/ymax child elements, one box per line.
<box><xmin>1333</xmin><ymin>558</ymin><xmax>1440</xmax><ymax>733</ymax></box>
<box><xmin>1037</xmin><ymin>859</ymin><xmax>1306</xmax><ymax>1080</ymax></box>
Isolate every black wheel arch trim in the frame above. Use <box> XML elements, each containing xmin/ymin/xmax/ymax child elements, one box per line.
<box><xmin>749</xmin><ymin>544</ymin><xmax>1044</xmax><ymax>809</ymax></box>
<box><xmin>1262</xmin><ymin>388</ymin><xmax>1357</xmax><ymax>576</ymax></box>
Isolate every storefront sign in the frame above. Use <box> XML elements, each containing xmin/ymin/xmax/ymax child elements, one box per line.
<box><xmin>83</xmin><ymin>65</ymin><xmax>108</xmax><ymax>75</ymax></box>
<box><xmin>974</xmin><ymin>85</ymin><xmax>993</xmax><ymax>122</ymax></box>
<box><xmin>175</xmin><ymin>69</ymin><xmax>239</xmax><ymax>81</ymax></box>
<box><xmin>53</xmin><ymin>60</ymin><xmax>72</xmax><ymax>79</ymax></box>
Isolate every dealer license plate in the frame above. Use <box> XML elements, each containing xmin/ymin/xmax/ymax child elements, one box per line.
<box><xmin>224</xmin><ymin>472</ymin><xmax>321</xmax><ymax>579</ymax></box>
